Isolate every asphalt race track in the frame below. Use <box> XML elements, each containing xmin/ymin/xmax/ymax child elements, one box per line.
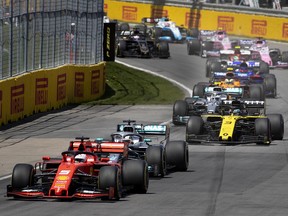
<box><xmin>0</xmin><ymin>41</ymin><xmax>288</xmax><ymax>216</ymax></box>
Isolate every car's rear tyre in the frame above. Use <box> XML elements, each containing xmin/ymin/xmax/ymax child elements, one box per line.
<box><xmin>264</xmin><ymin>74</ymin><xmax>277</xmax><ymax>98</ymax></box>
<box><xmin>209</xmin><ymin>61</ymin><xmax>222</xmax><ymax>77</ymax></box>
<box><xmin>259</xmin><ymin>61</ymin><xmax>269</xmax><ymax>74</ymax></box>
<box><xmin>99</xmin><ymin>166</ymin><xmax>122</xmax><ymax>200</ymax></box>
<box><xmin>166</xmin><ymin>141</ymin><xmax>189</xmax><ymax>171</ymax></box>
<box><xmin>249</xmin><ymin>85</ymin><xmax>264</xmax><ymax>100</ymax></box>
<box><xmin>122</xmin><ymin>160</ymin><xmax>149</xmax><ymax>194</ymax></box>
<box><xmin>281</xmin><ymin>51</ymin><xmax>288</xmax><ymax>62</ymax></box>
<box><xmin>187</xmin><ymin>42</ymin><xmax>193</xmax><ymax>55</ymax></box>
<box><xmin>158</xmin><ymin>41</ymin><xmax>169</xmax><ymax>58</ymax></box>
<box><xmin>173</xmin><ymin>100</ymin><xmax>187</xmax><ymax>125</ymax></box>
<box><xmin>146</xmin><ymin>145</ymin><xmax>166</xmax><ymax>177</ymax></box>
<box><xmin>116</xmin><ymin>40</ymin><xmax>126</xmax><ymax>57</ymax></box>
<box><xmin>187</xmin><ymin>28</ymin><xmax>199</xmax><ymax>38</ymax></box>
<box><xmin>119</xmin><ymin>22</ymin><xmax>129</xmax><ymax>31</ymax></box>
<box><xmin>193</xmin><ymin>83</ymin><xmax>207</xmax><ymax>98</ymax></box>
<box><xmin>12</xmin><ymin>163</ymin><xmax>34</xmax><ymax>189</ymax></box>
<box><xmin>269</xmin><ymin>49</ymin><xmax>280</xmax><ymax>64</ymax></box>
<box><xmin>266</xmin><ymin>114</ymin><xmax>284</xmax><ymax>140</ymax></box>
<box><xmin>206</xmin><ymin>58</ymin><xmax>218</xmax><ymax>77</ymax></box>
<box><xmin>255</xmin><ymin>118</ymin><xmax>271</xmax><ymax>145</ymax></box>
<box><xmin>154</xmin><ymin>27</ymin><xmax>162</xmax><ymax>41</ymax></box>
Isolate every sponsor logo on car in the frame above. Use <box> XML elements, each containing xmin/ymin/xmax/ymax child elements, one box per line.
<box><xmin>59</xmin><ymin>170</ymin><xmax>70</xmax><ymax>175</ymax></box>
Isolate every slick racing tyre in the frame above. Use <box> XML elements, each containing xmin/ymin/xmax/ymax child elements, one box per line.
<box><xmin>122</xmin><ymin>160</ymin><xmax>149</xmax><ymax>194</ymax></box>
<box><xmin>119</xmin><ymin>22</ymin><xmax>130</xmax><ymax>31</ymax></box>
<box><xmin>255</xmin><ymin>118</ymin><xmax>271</xmax><ymax>145</ymax></box>
<box><xmin>209</xmin><ymin>61</ymin><xmax>222</xmax><ymax>77</ymax></box>
<box><xmin>116</xmin><ymin>40</ymin><xmax>126</xmax><ymax>57</ymax></box>
<box><xmin>165</xmin><ymin>141</ymin><xmax>189</xmax><ymax>171</ymax></box>
<box><xmin>259</xmin><ymin>61</ymin><xmax>269</xmax><ymax>74</ymax></box>
<box><xmin>187</xmin><ymin>28</ymin><xmax>199</xmax><ymax>38</ymax></box>
<box><xmin>12</xmin><ymin>163</ymin><xmax>34</xmax><ymax>189</ymax></box>
<box><xmin>206</xmin><ymin>57</ymin><xmax>218</xmax><ymax>77</ymax></box>
<box><xmin>158</xmin><ymin>41</ymin><xmax>169</xmax><ymax>58</ymax></box>
<box><xmin>249</xmin><ymin>85</ymin><xmax>264</xmax><ymax>101</ymax></box>
<box><xmin>154</xmin><ymin>27</ymin><xmax>162</xmax><ymax>42</ymax></box>
<box><xmin>187</xmin><ymin>39</ymin><xmax>201</xmax><ymax>55</ymax></box>
<box><xmin>264</xmin><ymin>74</ymin><xmax>277</xmax><ymax>98</ymax></box>
<box><xmin>173</xmin><ymin>100</ymin><xmax>187</xmax><ymax>125</ymax></box>
<box><xmin>281</xmin><ymin>51</ymin><xmax>288</xmax><ymax>62</ymax></box>
<box><xmin>146</xmin><ymin>145</ymin><xmax>166</xmax><ymax>177</ymax></box>
<box><xmin>99</xmin><ymin>166</ymin><xmax>122</xmax><ymax>200</ymax></box>
<box><xmin>187</xmin><ymin>42</ymin><xmax>193</xmax><ymax>55</ymax></box>
<box><xmin>193</xmin><ymin>82</ymin><xmax>208</xmax><ymax>98</ymax></box>
<box><xmin>269</xmin><ymin>48</ymin><xmax>281</xmax><ymax>65</ymax></box>
<box><xmin>266</xmin><ymin>114</ymin><xmax>284</xmax><ymax>140</ymax></box>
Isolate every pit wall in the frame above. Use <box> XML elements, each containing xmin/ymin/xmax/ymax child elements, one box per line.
<box><xmin>104</xmin><ymin>0</ymin><xmax>288</xmax><ymax>42</ymax></box>
<box><xmin>0</xmin><ymin>63</ymin><xmax>105</xmax><ymax>126</ymax></box>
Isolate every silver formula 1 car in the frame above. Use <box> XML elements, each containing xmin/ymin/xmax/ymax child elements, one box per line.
<box><xmin>111</xmin><ymin>120</ymin><xmax>189</xmax><ymax>177</ymax></box>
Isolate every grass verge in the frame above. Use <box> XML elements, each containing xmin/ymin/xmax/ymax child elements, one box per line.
<box><xmin>87</xmin><ymin>61</ymin><xmax>185</xmax><ymax>105</ymax></box>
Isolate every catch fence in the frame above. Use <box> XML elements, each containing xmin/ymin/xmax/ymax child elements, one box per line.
<box><xmin>0</xmin><ymin>0</ymin><xmax>104</xmax><ymax>79</ymax></box>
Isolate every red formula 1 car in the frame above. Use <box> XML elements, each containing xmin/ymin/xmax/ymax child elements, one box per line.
<box><xmin>7</xmin><ymin>137</ymin><xmax>148</xmax><ymax>200</ymax></box>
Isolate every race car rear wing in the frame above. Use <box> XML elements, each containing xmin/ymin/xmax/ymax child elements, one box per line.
<box><xmin>141</xmin><ymin>17</ymin><xmax>169</xmax><ymax>24</ymax></box>
<box><xmin>92</xmin><ymin>142</ymin><xmax>128</xmax><ymax>153</ymax></box>
<box><xmin>237</xmin><ymin>39</ymin><xmax>254</xmax><ymax>49</ymax></box>
<box><xmin>205</xmin><ymin>85</ymin><xmax>243</xmax><ymax>95</ymax></box>
<box><xmin>212</xmin><ymin>71</ymin><xmax>253</xmax><ymax>80</ymax></box>
<box><xmin>200</xmin><ymin>30</ymin><xmax>215</xmax><ymax>36</ymax></box>
<box><xmin>221</xmin><ymin>100</ymin><xmax>265</xmax><ymax>107</ymax></box>
<box><xmin>137</xmin><ymin>124</ymin><xmax>170</xmax><ymax>141</ymax></box>
<box><xmin>221</xmin><ymin>99</ymin><xmax>266</xmax><ymax>114</ymax></box>
<box><xmin>137</xmin><ymin>124</ymin><xmax>168</xmax><ymax>135</ymax></box>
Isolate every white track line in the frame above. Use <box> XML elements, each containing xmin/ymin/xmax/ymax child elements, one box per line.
<box><xmin>0</xmin><ymin>175</ymin><xmax>12</xmax><ymax>181</ymax></box>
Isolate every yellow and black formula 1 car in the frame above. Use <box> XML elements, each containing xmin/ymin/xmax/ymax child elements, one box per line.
<box><xmin>186</xmin><ymin>100</ymin><xmax>284</xmax><ymax>145</ymax></box>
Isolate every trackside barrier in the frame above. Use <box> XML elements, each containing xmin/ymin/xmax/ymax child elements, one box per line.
<box><xmin>104</xmin><ymin>0</ymin><xmax>288</xmax><ymax>42</ymax></box>
<box><xmin>0</xmin><ymin>63</ymin><xmax>105</xmax><ymax>126</ymax></box>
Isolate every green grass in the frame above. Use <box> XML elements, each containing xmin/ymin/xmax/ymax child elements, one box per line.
<box><xmin>87</xmin><ymin>61</ymin><xmax>185</xmax><ymax>105</ymax></box>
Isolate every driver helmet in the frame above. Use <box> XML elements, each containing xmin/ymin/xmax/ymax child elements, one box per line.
<box><xmin>75</xmin><ymin>154</ymin><xmax>86</xmax><ymax>162</ymax></box>
<box><xmin>239</xmin><ymin>62</ymin><xmax>248</xmax><ymax>72</ymax></box>
<box><xmin>217</xmin><ymin>31</ymin><xmax>225</xmax><ymax>40</ymax></box>
<box><xmin>132</xmin><ymin>30</ymin><xmax>140</xmax><ymax>39</ymax></box>
<box><xmin>132</xmin><ymin>28</ymin><xmax>140</xmax><ymax>35</ymax></box>
<box><xmin>256</xmin><ymin>40</ymin><xmax>263</xmax><ymax>48</ymax></box>
<box><xmin>113</xmin><ymin>134</ymin><xmax>123</xmax><ymax>142</ymax></box>
<box><xmin>232</xmin><ymin>109</ymin><xmax>241</xmax><ymax>115</ymax></box>
<box><xmin>233</xmin><ymin>55</ymin><xmax>239</xmax><ymax>60</ymax></box>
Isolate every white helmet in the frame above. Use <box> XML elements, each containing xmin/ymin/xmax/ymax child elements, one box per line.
<box><xmin>75</xmin><ymin>154</ymin><xmax>86</xmax><ymax>162</ymax></box>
